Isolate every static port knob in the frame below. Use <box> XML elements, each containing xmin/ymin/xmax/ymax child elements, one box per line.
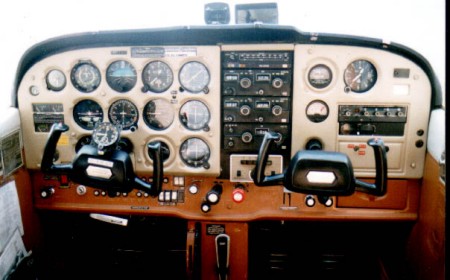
<box><xmin>239</xmin><ymin>105</ymin><xmax>251</xmax><ymax>116</ymax></box>
<box><xmin>40</xmin><ymin>187</ymin><xmax>55</xmax><ymax>199</ymax></box>
<box><xmin>240</xmin><ymin>78</ymin><xmax>252</xmax><ymax>89</ymax></box>
<box><xmin>272</xmin><ymin>78</ymin><xmax>284</xmax><ymax>88</ymax></box>
<box><xmin>241</xmin><ymin>132</ymin><xmax>253</xmax><ymax>144</ymax></box>
<box><xmin>206</xmin><ymin>184</ymin><xmax>223</xmax><ymax>205</ymax></box>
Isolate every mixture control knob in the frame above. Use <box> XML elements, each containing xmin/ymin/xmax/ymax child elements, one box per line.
<box><xmin>239</xmin><ymin>105</ymin><xmax>251</xmax><ymax>116</ymax></box>
<box><xmin>206</xmin><ymin>184</ymin><xmax>223</xmax><ymax>205</ymax></box>
<box><xmin>272</xmin><ymin>105</ymin><xmax>283</xmax><ymax>116</ymax></box>
<box><xmin>40</xmin><ymin>187</ymin><xmax>55</xmax><ymax>199</ymax></box>
<box><xmin>241</xmin><ymin>132</ymin><xmax>253</xmax><ymax>144</ymax></box>
<box><xmin>272</xmin><ymin>78</ymin><xmax>284</xmax><ymax>89</ymax></box>
<box><xmin>240</xmin><ymin>77</ymin><xmax>252</xmax><ymax>89</ymax></box>
<box><xmin>232</xmin><ymin>187</ymin><xmax>245</xmax><ymax>203</ymax></box>
<box><xmin>201</xmin><ymin>202</ymin><xmax>211</xmax><ymax>213</ymax></box>
<box><xmin>305</xmin><ymin>195</ymin><xmax>316</xmax><ymax>207</ymax></box>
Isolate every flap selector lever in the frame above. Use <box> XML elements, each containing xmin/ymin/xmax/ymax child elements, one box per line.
<box><xmin>215</xmin><ymin>233</ymin><xmax>230</xmax><ymax>280</ymax></box>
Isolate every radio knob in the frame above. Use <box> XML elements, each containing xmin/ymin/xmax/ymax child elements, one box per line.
<box><xmin>240</xmin><ymin>77</ymin><xmax>252</xmax><ymax>89</ymax></box>
<box><xmin>272</xmin><ymin>78</ymin><xmax>284</xmax><ymax>88</ymax></box>
<box><xmin>239</xmin><ymin>105</ymin><xmax>251</xmax><ymax>116</ymax></box>
<box><xmin>272</xmin><ymin>105</ymin><xmax>283</xmax><ymax>116</ymax></box>
<box><xmin>241</xmin><ymin>132</ymin><xmax>253</xmax><ymax>143</ymax></box>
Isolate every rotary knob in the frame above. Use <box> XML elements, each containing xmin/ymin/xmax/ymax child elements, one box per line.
<box><xmin>240</xmin><ymin>77</ymin><xmax>252</xmax><ymax>89</ymax></box>
<box><xmin>241</xmin><ymin>132</ymin><xmax>253</xmax><ymax>144</ymax></box>
<box><xmin>239</xmin><ymin>105</ymin><xmax>251</xmax><ymax>116</ymax></box>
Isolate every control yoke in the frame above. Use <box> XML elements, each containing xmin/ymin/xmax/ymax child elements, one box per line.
<box><xmin>41</xmin><ymin>123</ymin><xmax>163</xmax><ymax>197</ymax></box>
<box><xmin>253</xmin><ymin>132</ymin><xmax>387</xmax><ymax>196</ymax></box>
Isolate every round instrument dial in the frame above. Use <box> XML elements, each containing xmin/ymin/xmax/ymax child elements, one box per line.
<box><xmin>106</xmin><ymin>60</ymin><xmax>137</xmax><ymax>93</ymax></box>
<box><xmin>143</xmin><ymin>99</ymin><xmax>175</xmax><ymax>130</ymax></box>
<box><xmin>344</xmin><ymin>60</ymin><xmax>377</xmax><ymax>93</ymax></box>
<box><xmin>71</xmin><ymin>61</ymin><xmax>101</xmax><ymax>93</ymax></box>
<box><xmin>179</xmin><ymin>100</ymin><xmax>210</xmax><ymax>131</ymax></box>
<box><xmin>179</xmin><ymin>61</ymin><xmax>210</xmax><ymax>93</ymax></box>
<box><xmin>142</xmin><ymin>61</ymin><xmax>173</xmax><ymax>93</ymax></box>
<box><xmin>73</xmin><ymin>100</ymin><xmax>104</xmax><ymax>130</ymax></box>
<box><xmin>92</xmin><ymin>122</ymin><xmax>121</xmax><ymax>150</ymax></box>
<box><xmin>180</xmin><ymin>138</ymin><xmax>210</xmax><ymax>168</ymax></box>
<box><xmin>46</xmin><ymin>69</ymin><xmax>66</xmax><ymax>91</ymax></box>
<box><xmin>108</xmin><ymin>99</ymin><xmax>139</xmax><ymax>130</ymax></box>
<box><xmin>306</xmin><ymin>100</ymin><xmax>329</xmax><ymax>123</ymax></box>
<box><xmin>308</xmin><ymin>64</ymin><xmax>332</xmax><ymax>89</ymax></box>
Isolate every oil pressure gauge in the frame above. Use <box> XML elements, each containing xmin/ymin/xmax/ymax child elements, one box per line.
<box><xmin>306</xmin><ymin>100</ymin><xmax>329</xmax><ymax>123</ymax></box>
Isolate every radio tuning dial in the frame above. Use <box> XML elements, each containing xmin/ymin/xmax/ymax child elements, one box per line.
<box><xmin>272</xmin><ymin>105</ymin><xmax>283</xmax><ymax>116</ymax></box>
<box><xmin>272</xmin><ymin>78</ymin><xmax>284</xmax><ymax>89</ymax></box>
<box><xmin>240</xmin><ymin>77</ymin><xmax>252</xmax><ymax>89</ymax></box>
<box><xmin>239</xmin><ymin>105</ymin><xmax>251</xmax><ymax>116</ymax></box>
<box><xmin>241</xmin><ymin>132</ymin><xmax>253</xmax><ymax>143</ymax></box>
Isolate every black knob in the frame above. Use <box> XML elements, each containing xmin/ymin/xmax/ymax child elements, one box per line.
<box><xmin>206</xmin><ymin>184</ymin><xmax>223</xmax><ymax>205</ymax></box>
<box><xmin>272</xmin><ymin>78</ymin><xmax>283</xmax><ymax>88</ymax></box>
<box><xmin>305</xmin><ymin>139</ymin><xmax>323</xmax><ymax>150</ymax></box>
<box><xmin>272</xmin><ymin>105</ymin><xmax>283</xmax><ymax>116</ymax></box>
<box><xmin>240</xmin><ymin>78</ymin><xmax>252</xmax><ymax>89</ymax></box>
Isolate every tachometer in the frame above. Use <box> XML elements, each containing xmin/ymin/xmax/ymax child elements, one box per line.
<box><xmin>344</xmin><ymin>60</ymin><xmax>377</xmax><ymax>93</ymax></box>
<box><xmin>73</xmin><ymin>99</ymin><xmax>104</xmax><ymax>130</ymax></box>
<box><xmin>106</xmin><ymin>60</ymin><xmax>137</xmax><ymax>93</ymax></box>
<box><xmin>180</xmin><ymin>138</ymin><xmax>210</xmax><ymax>168</ymax></box>
<box><xmin>142</xmin><ymin>61</ymin><xmax>173</xmax><ymax>93</ymax></box>
<box><xmin>143</xmin><ymin>99</ymin><xmax>174</xmax><ymax>130</ymax></box>
<box><xmin>108</xmin><ymin>99</ymin><xmax>139</xmax><ymax>130</ymax></box>
<box><xmin>179</xmin><ymin>100</ymin><xmax>210</xmax><ymax>131</ymax></box>
<box><xmin>179</xmin><ymin>61</ymin><xmax>210</xmax><ymax>93</ymax></box>
<box><xmin>71</xmin><ymin>61</ymin><xmax>101</xmax><ymax>93</ymax></box>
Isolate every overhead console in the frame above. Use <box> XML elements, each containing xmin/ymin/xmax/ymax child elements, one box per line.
<box><xmin>14</xmin><ymin>25</ymin><xmax>440</xmax><ymax>221</ymax></box>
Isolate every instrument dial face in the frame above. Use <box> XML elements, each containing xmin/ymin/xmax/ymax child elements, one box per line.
<box><xmin>179</xmin><ymin>100</ymin><xmax>210</xmax><ymax>131</ymax></box>
<box><xmin>46</xmin><ymin>69</ymin><xmax>66</xmax><ymax>91</ymax></box>
<box><xmin>142</xmin><ymin>61</ymin><xmax>174</xmax><ymax>93</ymax></box>
<box><xmin>108</xmin><ymin>99</ymin><xmax>139</xmax><ymax>130</ymax></box>
<box><xmin>73</xmin><ymin>99</ymin><xmax>104</xmax><ymax>130</ymax></box>
<box><xmin>143</xmin><ymin>99</ymin><xmax>175</xmax><ymax>130</ymax></box>
<box><xmin>306</xmin><ymin>100</ymin><xmax>329</xmax><ymax>123</ymax></box>
<box><xmin>106</xmin><ymin>60</ymin><xmax>137</xmax><ymax>93</ymax></box>
<box><xmin>180</xmin><ymin>138</ymin><xmax>210</xmax><ymax>168</ymax></box>
<box><xmin>71</xmin><ymin>61</ymin><xmax>101</xmax><ymax>93</ymax></box>
<box><xmin>179</xmin><ymin>61</ymin><xmax>210</xmax><ymax>93</ymax></box>
<box><xmin>344</xmin><ymin>60</ymin><xmax>377</xmax><ymax>93</ymax></box>
<box><xmin>92</xmin><ymin>122</ymin><xmax>121</xmax><ymax>149</ymax></box>
<box><xmin>308</xmin><ymin>64</ymin><xmax>332</xmax><ymax>89</ymax></box>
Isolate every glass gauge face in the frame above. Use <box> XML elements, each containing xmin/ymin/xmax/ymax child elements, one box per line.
<box><xmin>142</xmin><ymin>61</ymin><xmax>174</xmax><ymax>93</ymax></box>
<box><xmin>344</xmin><ymin>60</ymin><xmax>377</xmax><ymax>93</ymax></box>
<box><xmin>73</xmin><ymin>100</ymin><xmax>104</xmax><ymax>130</ymax></box>
<box><xmin>179</xmin><ymin>100</ymin><xmax>210</xmax><ymax>130</ymax></box>
<box><xmin>108</xmin><ymin>99</ymin><xmax>139</xmax><ymax>130</ymax></box>
<box><xmin>46</xmin><ymin>69</ymin><xmax>66</xmax><ymax>91</ymax></box>
<box><xmin>306</xmin><ymin>100</ymin><xmax>329</xmax><ymax>123</ymax></box>
<box><xmin>180</xmin><ymin>138</ymin><xmax>210</xmax><ymax>168</ymax></box>
<box><xmin>308</xmin><ymin>64</ymin><xmax>332</xmax><ymax>89</ymax></box>
<box><xmin>92</xmin><ymin>122</ymin><xmax>121</xmax><ymax>148</ymax></box>
<box><xmin>143</xmin><ymin>99</ymin><xmax>174</xmax><ymax>130</ymax></box>
<box><xmin>106</xmin><ymin>60</ymin><xmax>137</xmax><ymax>93</ymax></box>
<box><xmin>179</xmin><ymin>61</ymin><xmax>210</xmax><ymax>93</ymax></box>
<box><xmin>71</xmin><ymin>61</ymin><xmax>101</xmax><ymax>93</ymax></box>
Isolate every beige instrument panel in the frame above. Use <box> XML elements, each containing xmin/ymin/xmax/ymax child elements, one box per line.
<box><xmin>18</xmin><ymin>46</ymin><xmax>221</xmax><ymax>176</ymax></box>
<box><xmin>18</xmin><ymin>43</ymin><xmax>431</xmax><ymax>180</ymax></box>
